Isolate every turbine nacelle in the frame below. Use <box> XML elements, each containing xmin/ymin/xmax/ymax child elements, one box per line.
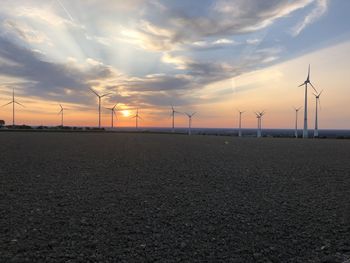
<box><xmin>184</xmin><ymin>112</ymin><xmax>196</xmax><ymax>118</ymax></box>
<box><xmin>298</xmin><ymin>64</ymin><xmax>318</xmax><ymax>92</ymax></box>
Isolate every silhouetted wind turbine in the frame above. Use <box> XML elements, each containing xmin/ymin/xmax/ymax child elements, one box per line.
<box><xmin>170</xmin><ymin>105</ymin><xmax>181</xmax><ymax>133</ymax></box>
<box><xmin>106</xmin><ymin>104</ymin><xmax>118</xmax><ymax>128</ymax></box>
<box><xmin>298</xmin><ymin>65</ymin><xmax>317</xmax><ymax>138</ymax></box>
<box><xmin>2</xmin><ymin>88</ymin><xmax>24</xmax><ymax>126</ymax></box>
<box><xmin>313</xmin><ymin>90</ymin><xmax>323</xmax><ymax>138</ymax></box>
<box><xmin>238</xmin><ymin>110</ymin><xmax>244</xmax><ymax>137</ymax></box>
<box><xmin>131</xmin><ymin>108</ymin><xmax>142</xmax><ymax>129</ymax></box>
<box><xmin>293</xmin><ymin>106</ymin><xmax>302</xmax><ymax>138</ymax></box>
<box><xmin>255</xmin><ymin>111</ymin><xmax>265</xmax><ymax>138</ymax></box>
<box><xmin>89</xmin><ymin>88</ymin><xmax>111</xmax><ymax>128</ymax></box>
<box><xmin>58</xmin><ymin>104</ymin><xmax>67</xmax><ymax>127</ymax></box>
<box><xmin>185</xmin><ymin>112</ymin><xmax>196</xmax><ymax>136</ymax></box>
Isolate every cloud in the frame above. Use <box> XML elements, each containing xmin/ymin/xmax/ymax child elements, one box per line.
<box><xmin>2</xmin><ymin>20</ymin><xmax>52</xmax><ymax>45</ymax></box>
<box><xmin>0</xmin><ymin>36</ymin><xmax>114</xmax><ymax>105</ymax></box>
<box><xmin>246</xmin><ymin>38</ymin><xmax>261</xmax><ymax>45</ymax></box>
<box><xmin>0</xmin><ymin>0</ymin><xmax>332</xmax><ymax>111</ymax></box>
<box><xmin>189</xmin><ymin>38</ymin><xmax>239</xmax><ymax>51</ymax></box>
<box><xmin>121</xmin><ymin>0</ymin><xmax>316</xmax><ymax>51</ymax></box>
<box><xmin>292</xmin><ymin>0</ymin><xmax>329</xmax><ymax>36</ymax></box>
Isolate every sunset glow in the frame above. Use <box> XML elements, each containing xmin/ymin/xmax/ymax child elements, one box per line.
<box><xmin>0</xmin><ymin>1</ymin><xmax>349</xmax><ymax>128</ymax></box>
<box><xmin>121</xmin><ymin>110</ymin><xmax>130</xmax><ymax>118</ymax></box>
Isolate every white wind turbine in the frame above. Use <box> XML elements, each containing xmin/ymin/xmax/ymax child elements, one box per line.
<box><xmin>298</xmin><ymin>65</ymin><xmax>318</xmax><ymax>138</ymax></box>
<box><xmin>106</xmin><ymin>104</ymin><xmax>118</xmax><ymax>128</ymax></box>
<box><xmin>89</xmin><ymin>88</ymin><xmax>111</xmax><ymax>128</ymax></box>
<box><xmin>184</xmin><ymin>112</ymin><xmax>196</xmax><ymax>136</ymax></box>
<box><xmin>2</xmin><ymin>88</ymin><xmax>24</xmax><ymax>126</ymax></box>
<box><xmin>58</xmin><ymin>104</ymin><xmax>67</xmax><ymax>127</ymax></box>
<box><xmin>131</xmin><ymin>108</ymin><xmax>142</xmax><ymax>129</ymax></box>
<box><xmin>170</xmin><ymin>105</ymin><xmax>181</xmax><ymax>133</ymax></box>
<box><xmin>255</xmin><ymin>111</ymin><xmax>265</xmax><ymax>138</ymax></box>
<box><xmin>293</xmin><ymin>106</ymin><xmax>302</xmax><ymax>138</ymax></box>
<box><xmin>237</xmin><ymin>110</ymin><xmax>244</xmax><ymax>137</ymax></box>
<box><xmin>313</xmin><ymin>90</ymin><xmax>323</xmax><ymax>138</ymax></box>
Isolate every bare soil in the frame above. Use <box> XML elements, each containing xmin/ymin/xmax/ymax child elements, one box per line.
<box><xmin>0</xmin><ymin>132</ymin><xmax>349</xmax><ymax>262</ymax></box>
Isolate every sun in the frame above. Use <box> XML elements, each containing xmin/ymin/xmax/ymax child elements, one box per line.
<box><xmin>121</xmin><ymin>110</ymin><xmax>130</xmax><ymax>117</ymax></box>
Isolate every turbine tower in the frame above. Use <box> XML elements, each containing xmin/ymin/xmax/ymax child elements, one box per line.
<box><xmin>293</xmin><ymin>106</ymin><xmax>302</xmax><ymax>138</ymax></box>
<box><xmin>132</xmin><ymin>108</ymin><xmax>142</xmax><ymax>129</ymax></box>
<box><xmin>106</xmin><ymin>104</ymin><xmax>118</xmax><ymax>128</ymax></box>
<box><xmin>89</xmin><ymin>88</ymin><xmax>111</xmax><ymax>128</ymax></box>
<box><xmin>2</xmin><ymin>88</ymin><xmax>24</xmax><ymax>126</ymax></box>
<box><xmin>313</xmin><ymin>90</ymin><xmax>323</xmax><ymax>138</ymax></box>
<box><xmin>298</xmin><ymin>65</ymin><xmax>317</xmax><ymax>138</ymax></box>
<box><xmin>185</xmin><ymin>112</ymin><xmax>196</xmax><ymax>136</ymax></box>
<box><xmin>58</xmin><ymin>104</ymin><xmax>67</xmax><ymax>127</ymax></box>
<box><xmin>170</xmin><ymin>105</ymin><xmax>180</xmax><ymax>133</ymax></box>
<box><xmin>238</xmin><ymin>110</ymin><xmax>244</xmax><ymax>137</ymax></box>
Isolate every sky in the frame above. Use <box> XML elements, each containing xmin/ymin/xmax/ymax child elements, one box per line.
<box><xmin>0</xmin><ymin>0</ymin><xmax>349</xmax><ymax>129</ymax></box>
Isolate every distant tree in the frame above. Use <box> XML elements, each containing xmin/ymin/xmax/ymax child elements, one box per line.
<box><xmin>0</xmin><ymin>120</ymin><xmax>5</xmax><ymax>127</ymax></box>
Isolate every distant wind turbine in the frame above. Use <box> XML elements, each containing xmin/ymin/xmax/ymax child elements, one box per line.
<box><xmin>131</xmin><ymin>108</ymin><xmax>142</xmax><ymax>129</ymax></box>
<box><xmin>58</xmin><ymin>104</ymin><xmax>67</xmax><ymax>127</ymax></box>
<box><xmin>255</xmin><ymin>111</ymin><xmax>265</xmax><ymax>138</ymax></box>
<box><xmin>313</xmin><ymin>90</ymin><xmax>323</xmax><ymax>138</ymax></box>
<box><xmin>106</xmin><ymin>104</ymin><xmax>118</xmax><ymax>128</ymax></box>
<box><xmin>185</xmin><ymin>112</ymin><xmax>196</xmax><ymax>136</ymax></box>
<box><xmin>89</xmin><ymin>88</ymin><xmax>111</xmax><ymax>128</ymax></box>
<box><xmin>170</xmin><ymin>105</ymin><xmax>181</xmax><ymax>133</ymax></box>
<box><xmin>2</xmin><ymin>88</ymin><xmax>24</xmax><ymax>126</ymax></box>
<box><xmin>238</xmin><ymin>110</ymin><xmax>244</xmax><ymax>137</ymax></box>
<box><xmin>298</xmin><ymin>65</ymin><xmax>318</xmax><ymax>138</ymax></box>
<box><xmin>293</xmin><ymin>106</ymin><xmax>302</xmax><ymax>138</ymax></box>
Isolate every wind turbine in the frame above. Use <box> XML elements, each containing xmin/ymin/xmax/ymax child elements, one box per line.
<box><xmin>298</xmin><ymin>65</ymin><xmax>317</xmax><ymax>138</ymax></box>
<box><xmin>293</xmin><ymin>106</ymin><xmax>302</xmax><ymax>138</ymax></box>
<box><xmin>255</xmin><ymin>111</ymin><xmax>265</xmax><ymax>138</ymax></box>
<box><xmin>2</xmin><ymin>88</ymin><xmax>24</xmax><ymax>126</ymax></box>
<box><xmin>184</xmin><ymin>112</ymin><xmax>196</xmax><ymax>136</ymax></box>
<box><xmin>313</xmin><ymin>90</ymin><xmax>323</xmax><ymax>138</ymax></box>
<box><xmin>131</xmin><ymin>108</ymin><xmax>142</xmax><ymax>129</ymax></box>
<box><xmin>106</xmin><ymin>104</ymin><xmax>118</xmax><ymax>128</ymax></box>
<box><xmin>237</xmin><ymin>110</ymin><xmax>244</xmax><ymax>137</ymax></box>
<box><xmin>58</xmin><ymin>104</ymin><xmax>67</xmax><ymax>127</ymax></box>
<box><xmin>89</xmin><ymin>88</ymin><xmax>111</xmax><ymax>128</ymax></box>
<box><xmin>170</xmin><ymin>105</ymin><xmax>181</xmax><ymax>133</ymax></box>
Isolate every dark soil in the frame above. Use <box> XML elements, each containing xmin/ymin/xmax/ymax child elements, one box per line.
<box><xmin>0</xmin><ymin>132</ymin><xmax>349</xmax><ymax>262</ymax></box>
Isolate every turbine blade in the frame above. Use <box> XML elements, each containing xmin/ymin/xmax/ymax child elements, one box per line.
<box><xmin>15</xmin><ymin>101</ymin><xmax>25</xmax><ymax>107</ymax></box>
<box><xmin>319</xmin><ymin>89</ymin><xmax>323</xmax><ymax>97</ymax></box>
<box><xmin>2</xmin><ymin>101</ymin><xmax>13</xmax><ymax>107</ymax></box>
<box><xmin>89</xmin><ymin>88</ymin><xmax>99</xmax><ymax>97</ymax></box>
<box><xmin>101</xmin><ymin>92</ymin><xmax>112</xmax><ymax>98</ymax></box>
<box><xmin>309</xmin><ymin>82</ymin><xmax>318</xmax><ymax>93</ymax></box>
<box><xmin>298</xmin><ymin>83</ymin><xmax>305</xmax><ymax>87</ymax></box>
<box><xmin>307</xmin><ymin>64</ymin><xmax>310</xmax><ymax>81</ymax></box>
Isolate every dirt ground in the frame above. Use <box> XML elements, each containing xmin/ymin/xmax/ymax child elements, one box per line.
<box><xmin>0</xmin><ymin>132</ymin><xmax>349</xmax><ymax>262</ymax></box>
